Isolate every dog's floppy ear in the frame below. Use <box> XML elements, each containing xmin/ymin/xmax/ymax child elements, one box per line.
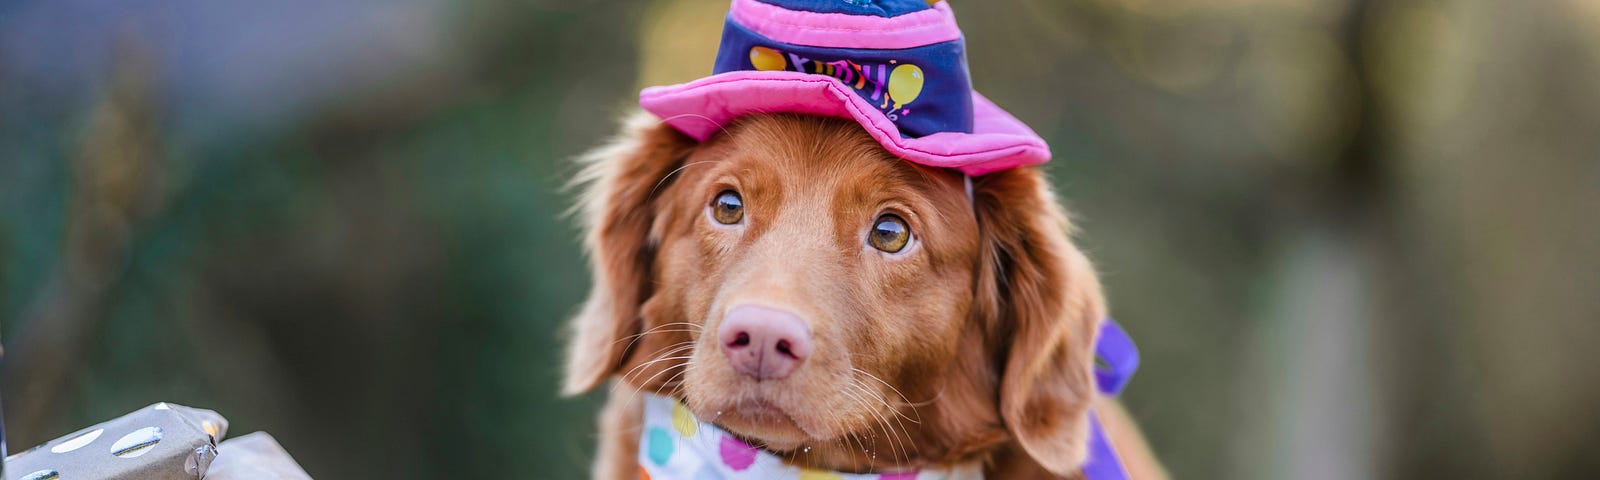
<box><xmin>971</xmin><ymin>167</ymin><xmax>1105</xmax><ymax>477</ymax></box>
<box><xmin>562</xmin><ymin>112</ymin><xmax>697</xmax><ymax>396</ymax></box>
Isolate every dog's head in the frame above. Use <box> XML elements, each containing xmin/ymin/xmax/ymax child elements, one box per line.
<box><xmin>564</xmin><ymin>113</ymin><xmax>1103</xmax><ymax>476</ymax></box>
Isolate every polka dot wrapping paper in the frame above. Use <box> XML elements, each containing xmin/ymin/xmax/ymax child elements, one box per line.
<box><xmin>5</xmin><ymin>403</ymin><xmax>225</xmax><ymax>480</ymax></box>
<box><xmin>3</xmin><ymin>403</ymin><xmax>312</xmax><ymax>480</ymax></box>
<box><xmin>637</xmin><ymin>393</ymin><xmax>984</xmax><ymax>480</ymax></box>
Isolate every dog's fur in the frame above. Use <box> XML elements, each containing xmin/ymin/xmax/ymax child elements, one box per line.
<box><xmin>564</xmin><ymin>113</ymin><xmax>1164</xmax><ymax>479</ymax></box>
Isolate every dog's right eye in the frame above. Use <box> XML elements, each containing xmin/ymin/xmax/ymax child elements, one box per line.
<box><xmin>869</xmin><ymin>214</ymin><xmax>911</xmax><ymax>253</ymax></box>
<box><xmin>711</xmin><ymin>190</ymin><xmax>744</xmax><ymax>225</ymax></box>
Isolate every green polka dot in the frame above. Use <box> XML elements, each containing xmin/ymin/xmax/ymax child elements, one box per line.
<box><xmin>647</xmin><ymin>427</ymin><xmax>674</xmax><ymax>466</ymax></box>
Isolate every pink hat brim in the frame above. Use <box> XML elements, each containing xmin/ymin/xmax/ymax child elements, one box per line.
<box><xmin>639</xmin><ymin>70</ymin><xmax>1050</xmax><ymax>176</ymax></box>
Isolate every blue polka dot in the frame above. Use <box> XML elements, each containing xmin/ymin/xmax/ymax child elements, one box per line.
<box><xmin>647</xmin><ymin>427</ymin><xmax>674</xmax><ymax>466</ymax></box>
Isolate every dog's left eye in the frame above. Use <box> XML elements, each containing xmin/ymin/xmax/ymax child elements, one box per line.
<box><xmin>869</xmin><ymin>214</ymin><xmax>910</xmax><ymax>253</ymax></box>
<box><xmin>711</xmin><ymin>190</ymin><xmax>744</xmax><ymax>225</ymax></box>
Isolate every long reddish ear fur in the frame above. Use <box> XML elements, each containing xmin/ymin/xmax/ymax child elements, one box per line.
<box><xmin>972</xmin><ymin>167</ymin><xmax>1105</xmax><ymax>477</ymax></box>
<box><xmin>562</xmin><ymin>112</ymin><xmax>696</xmax><ymax>396</ymax></box>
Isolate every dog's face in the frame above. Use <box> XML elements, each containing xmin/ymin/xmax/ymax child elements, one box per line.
<box><xmin>645</xmin><ymin>115</ymin><xmax>981</xmax><ymax>451</ymax></box>
<box><xmin>565</xmin><ymin>114</ymin><xmax>1104</xmax><ymax>476</ymax></box>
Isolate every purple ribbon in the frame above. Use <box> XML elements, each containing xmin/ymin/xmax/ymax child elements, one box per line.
<box><xmin>1082</xmin><ymin>318</ymin><xmax>1138</xmax><ymax>480</ymax></box>
<box><xmin>1094</xmin><ymin>319</ymin><xmax>1139</xmax><ymax>396</ymax></box>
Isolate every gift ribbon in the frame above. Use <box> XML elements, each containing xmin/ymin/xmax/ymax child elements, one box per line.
<box><xmin>1083</xmin><ymin>318</ymin><xmax>1139</xmax><ymax>480</ymax></box>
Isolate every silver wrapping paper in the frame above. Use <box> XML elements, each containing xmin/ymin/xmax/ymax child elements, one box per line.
<box><xmin>5</xmin><ymin>403</ymin><xmax>226</xmax><ymax>480</ymax></box>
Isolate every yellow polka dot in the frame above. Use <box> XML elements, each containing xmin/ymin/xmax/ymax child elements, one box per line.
<box><xmin>671</xmin><ymin>401</ymin><xmax>698</xmax><ymax>438</ymax></box>
<box><xmin>798</xmin><ymin>469</ymin><xmax>844</xmax><ymax>480</ymax></box>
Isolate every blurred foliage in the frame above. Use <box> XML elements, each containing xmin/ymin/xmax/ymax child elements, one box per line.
<box><xmin>2</xmin><ymin>0</ymin><xmax>1598</xmax><ymax>479</ymax></box>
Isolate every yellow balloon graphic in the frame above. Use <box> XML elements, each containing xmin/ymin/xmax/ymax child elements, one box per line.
<box><xmin>750</xmin><ymin>46</ymin><xmax>787</xmax><ymax>71</ymax></box>
<box><xmin>888</xmin><ymin>64</ymin><xmax>925</xmax><ymax>110</ymax></box>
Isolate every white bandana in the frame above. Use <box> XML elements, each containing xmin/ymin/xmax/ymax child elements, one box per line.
<box><xmin>638</xmin><ymin>393</ymin><xmax>985</xmax><ymax>480</ymax></box>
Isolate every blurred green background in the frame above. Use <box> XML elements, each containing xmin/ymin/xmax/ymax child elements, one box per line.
<box><xmin>2</xmin><ymin>0</ymin><xmax>1597</xmax><ymax>478</ymax></box>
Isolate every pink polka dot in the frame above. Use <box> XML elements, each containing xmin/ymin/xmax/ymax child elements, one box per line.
<box><xmin>719</xmin><ymin>435</ymin><xmax>758</xmax><ymax>471</ymax></box>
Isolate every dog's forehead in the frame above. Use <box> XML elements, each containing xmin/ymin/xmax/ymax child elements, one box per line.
<box><xmin>680</xmin><ymin>116</ymin><xmax>973</xmax><ymax>231</ymax></box>
<box><xmin>731</xmin><ymin>119</ymin><xmax>892</xmax><ymax>165</ymax></box>
<box><xmin>711</xmin><ymin>119</ymin><xmax>938</xmax><ymax>186</ymax></box>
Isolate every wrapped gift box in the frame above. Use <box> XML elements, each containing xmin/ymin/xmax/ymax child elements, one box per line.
<box><xmin>4</xmin><ymin>403</ymin><xmax>310</xmax><ymax>480</ymax></box>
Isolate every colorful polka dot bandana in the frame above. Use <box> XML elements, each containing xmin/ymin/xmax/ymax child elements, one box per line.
<box><xmin>637</xmin><ymin>393</ymin><xmax>984</xmax><ymax>480</ymax></box>
<box><xmin>636</xmin><ymin>318</ymin><xmax>1140</xmax><ymax>480</ymax></box>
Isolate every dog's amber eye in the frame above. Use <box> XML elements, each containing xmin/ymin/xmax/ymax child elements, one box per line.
<box><xmin>711</xmin><ymin>191</ymin><xmax>744</xmax><ymax>224</ymax></box>
<box><xmin>869</xmin><ymin>214</ymin><xmax>910</xmax><ymax>253</ymax></box>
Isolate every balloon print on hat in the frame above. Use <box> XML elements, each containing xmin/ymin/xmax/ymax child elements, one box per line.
<box><xmin>888</xmin><ymin>64</ymin><xmax>924</xmax><ymax>110</ymax></box>
<box><xmin>751</xmin><ymin>46</ymin><xmax>788</xmax><ymax>71</ymax></box>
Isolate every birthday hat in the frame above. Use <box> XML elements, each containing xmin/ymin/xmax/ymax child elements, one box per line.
<box><xmin>639</xmin><ymin>0</ymin><xmax>1049</xmax><ymax>176</ymax></box>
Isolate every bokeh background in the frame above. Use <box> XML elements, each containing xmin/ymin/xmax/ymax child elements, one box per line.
<box><xmin>3</xmin><ymin>0</ymin><xmax>1597</xmax><ymax>478</ymax></box>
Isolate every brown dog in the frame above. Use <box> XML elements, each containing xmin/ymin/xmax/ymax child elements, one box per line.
<box><xmin>564</xmin><ymin>113</ymin><xmax>1164</xmax><ymax>479</ymax></box>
